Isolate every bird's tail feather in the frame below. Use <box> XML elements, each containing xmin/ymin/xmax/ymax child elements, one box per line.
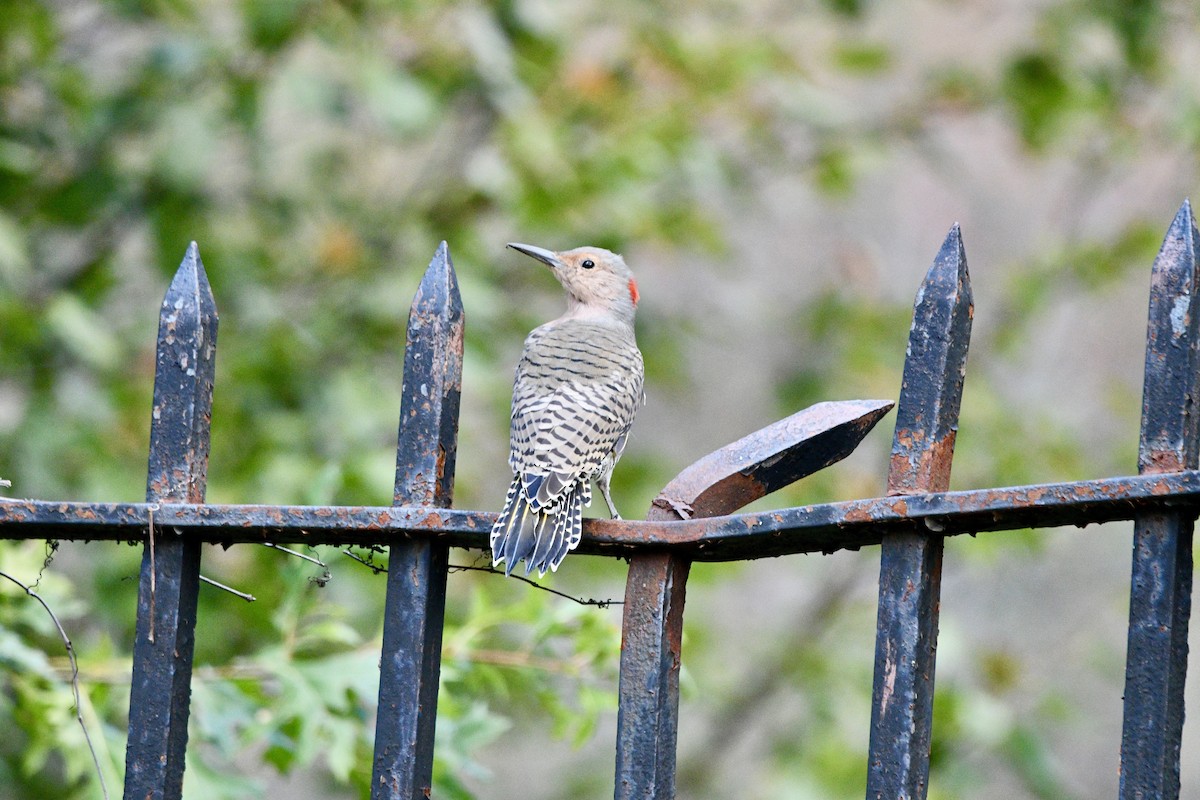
<box><xmin>547</xmin><ymin>486</ymin><xmax>583</xmax><ymax>572</ymax></box>
<box><xmin>530</xmin><ymin>493</ymin><xmax>563</xmax><ymax>573</ymax></box>
<box><xmin>491</xmin><ymin>477</ymin><xmax>553</xmax><ymax>576</ymax></box>
<box><xmin>492</xmin><ymin>477</ymin><xmax>531</xmax><ymax>576</ymax></box>
<box><xmin>492</xmin><ymin>476</ymin><xmax>586</xmax><ymax>576</ymax></box>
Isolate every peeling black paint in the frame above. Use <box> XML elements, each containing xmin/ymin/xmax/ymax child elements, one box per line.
<box><xmin>1120</xmin><ymin>201</ymin><xmax>1200</xmax><ymax>800</ymax></box>
<box><xmin>373</xmin><ymin>242</ymin><xmax>463</xmax><ymax>800</ymax></box>
<box><xmin>124</xmin><ymin>243</ymin><xmax>217</xmax><ymax>800</ymax></box>
<box><xmin>867</xmin><ymin>225</ymin><xmax>972</xmax><ymax>800</ymax></box>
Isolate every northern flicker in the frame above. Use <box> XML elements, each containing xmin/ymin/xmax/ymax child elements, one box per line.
<box><xmin>491</xmin><ymin>243</ymin><xmax>645</xmax><ymax>576</ymax></box>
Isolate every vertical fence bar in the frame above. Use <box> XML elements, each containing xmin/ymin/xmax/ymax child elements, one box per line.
<box><xmin>866</xmin><ymin>226</ymin><xmax>972</xmax><ymax>800</ymax></box>
<box><xmin>615</xmin><ymin>550</ymin><xmax>690</xmax><ymax>800</ymax></box>
<box><xmin>124</xmin><ymin>243</ymin><xmax>218</xmax><ymax>800</ymax></box>
<box><xmin>1119</xmin><ymin>202</ymin><xmax>1200</xmax><ymax>800</ymax></box>
<box><xmin>615</xmin><ymin>400</ymin><xmax>896</xmax><ymax>799</ymax></box>
<box><xmin>372</xmin><ymin>242</ymin><xmax>463</xmax><ymax>800</ymax></box>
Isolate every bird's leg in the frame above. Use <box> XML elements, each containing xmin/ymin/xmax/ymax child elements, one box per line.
<box><xmin>597</xmin><ymin>473</ymin><xmax>622</xmax><ymax>520</ymax></box>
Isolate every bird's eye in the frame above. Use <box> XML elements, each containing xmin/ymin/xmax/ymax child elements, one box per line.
<box><xmin>581</xmin><ymin>259</ymin><xmax>595</xmax><ymax>269</ymax></box>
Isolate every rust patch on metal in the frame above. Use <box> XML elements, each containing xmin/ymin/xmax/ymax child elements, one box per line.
<box><xmin>435</xmin><ymin>444</ymin><xmax>448</xmax><ymax>492</ymax></box>
<box><xmin>1144</xmin><ymin>450</ymin><xmax>1186</xmax><ymax>475</ymax></box>
<box><xmin>649</xmin><ymin>399</ymin><xmax>894</xmax><ymax>521</ymax></box>
<box><xmin>651</xmin><ymin>495</ymin><xmax>695</xmax><ymax>520</ymax></box>
<box><xmin>843</xmin><ymin>504</ymin><xmax>878</xmax><ymax>524</ymax></box>
<box><xmin>692</xmin><ymin>472</ymin><xmax>766</xmax><ymax>518</ymax></box>
<box><xmin>889</xmin><ymin>430</ymin><xmax>956</xmax><ymax>495</ymax></box>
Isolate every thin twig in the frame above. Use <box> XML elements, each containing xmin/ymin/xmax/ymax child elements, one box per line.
<box><xmin>448</xmin><ymin>563</ymin><xmax>623</xmax><ymax>608</ymax></box>
<box><xmin>443</xmin><ymin>646</ymin><xmax>591</xmax><ymax>675</ymax></box>
<box><xmin>338</xmin><ymin>548</ymin><xmax>623</xmax><ymax>607</ymax></box>
<box><xmin>0</xmin><ymin>569</ymin><xmax>109</xmax><ymax>800</ymax></box>
<box><xmin>51</xmin><ymin>640</ymin><xmax>589</xmax><ymax>684</ymax></box>
<box><xmin>260</xmin><ymin>542</ymin><xmax>327</xmax><ymax>567</ymax></box>
<box><xmin>199</xmin><ymin>575</ymin><xmax>256</xmax><ymax>602</ymax></box>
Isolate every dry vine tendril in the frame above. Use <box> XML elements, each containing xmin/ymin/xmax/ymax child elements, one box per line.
<box><xmin>0</xmin><ymin>568</ymin><xmax>109</xmax><ymax>800</ymax></box>
<box><xmin>338</xmin><ymin>547</ymin><xmax>623</xmax><ymax>607</ymax></box>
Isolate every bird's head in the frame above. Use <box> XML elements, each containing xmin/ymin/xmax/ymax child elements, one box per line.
<box><xmin>508</xmin><ymin>243</ymin><xmax>639</xmax><ymax>325</ymax></box>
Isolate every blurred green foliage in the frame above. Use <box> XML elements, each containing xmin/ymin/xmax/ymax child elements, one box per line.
<box><xmin>0</xmin><ymin>0</ymin><xmax>1195</xmax><ymax>798</ymax></box>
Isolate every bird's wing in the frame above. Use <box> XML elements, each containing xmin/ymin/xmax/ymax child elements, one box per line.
<box><xmin>510</xmin><ymin>375</ymin><xmax>642</xmax><ymax>509</ymax></box>
<box><xmin>508</xmin><ymin>326</ymin><xmax>643</xmax><ymax>510</ymax></box>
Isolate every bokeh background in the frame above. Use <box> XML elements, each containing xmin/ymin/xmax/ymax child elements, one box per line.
<box><xmin>3</xmin><ymin>1</ymin><xmax>1200</xmax><ymax>798</ymax></box>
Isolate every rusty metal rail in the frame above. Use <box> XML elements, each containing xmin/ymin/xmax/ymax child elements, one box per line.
<box><xmin>1</xmin><ymin>470</ymin><xmax>1199</xmax><ymax>555</ymax></box>
<box><xmin>2</xmin><ymin>202</ymin><xmax>1199</xmax><ymax>800</ymax></box>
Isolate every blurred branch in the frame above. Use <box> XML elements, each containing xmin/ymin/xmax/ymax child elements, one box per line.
<box><xmin>51</xmin><ymin>645</ymin><xmax>591</xmax><ymax>682</ymax></box>
<box><xmin>443</xmin><ymin>646</ymin><xmax>593</xmax><ymax>675</ymax></box>
<box><xmin>676</xmin><ymin>560</ymin><xmax>867</xmax><ymax>793</ymax></box>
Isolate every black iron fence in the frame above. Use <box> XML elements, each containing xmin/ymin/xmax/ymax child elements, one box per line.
<box><xmin>3</xmin><ymin>202</ymin><xmax>1200</xmax><ymax>800</ymax></box>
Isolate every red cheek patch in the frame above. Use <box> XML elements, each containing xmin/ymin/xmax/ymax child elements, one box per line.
<box><xmin>628</xmin><ymin>278</ymin><xmax>640</xmax><ymax>306</ymax></box>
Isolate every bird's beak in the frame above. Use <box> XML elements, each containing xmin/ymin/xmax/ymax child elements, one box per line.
<box><xmin>507</xmin><ymin>243</ymin><xmax>562</xmax><ymax>271</ymax></box>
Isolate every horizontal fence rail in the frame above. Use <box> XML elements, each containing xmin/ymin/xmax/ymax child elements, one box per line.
<box><xmin>3</xmin><ymin>470</ymin><xmax>1199</xmax><ymax>555</ymax></box>
<box><xmin>2</xmin><ymin>201</ymin><xmax>1200</xmax><ymax>800</ymax></box>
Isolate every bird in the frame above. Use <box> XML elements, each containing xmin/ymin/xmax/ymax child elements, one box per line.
<box><xmin>491</xmin><ymin>242</ymin><xmax>645</xmax><ymax>577</ymax></box>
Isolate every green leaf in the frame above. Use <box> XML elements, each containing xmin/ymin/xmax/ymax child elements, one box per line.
<box><xmin>832</xmin><ymin>43</ymin><xmax>892</xmax><ymax>75</ymax></box>
<box><xmin>44</xmin><ymin>295</ymin><xmax>122</xmax><ymax>370</ymax></box>
<box><xmin>1002</xmin><ymin>51</ymin><xmax>1072</xmax><ymax>150</ymax></box>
